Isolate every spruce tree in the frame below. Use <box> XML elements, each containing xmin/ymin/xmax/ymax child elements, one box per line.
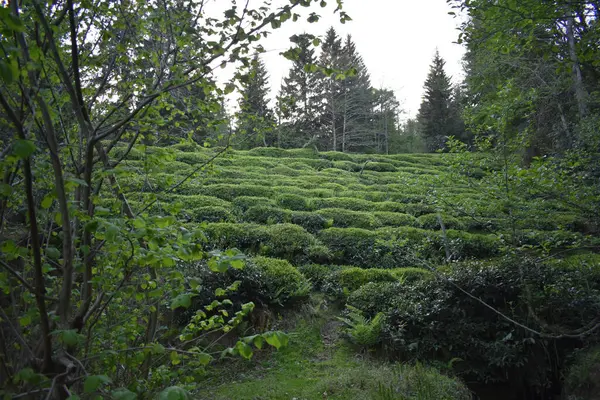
<box><xmin>278</xmin><ymin>34</ymin><xmax>320</xmax><ymax>147</ymax></box>
<box><xmin>236</xmin><ymin>54</ymin><xmax>275</xmax><ymax>148</ymax></box>
<box><xmin>339</xmin><ymin>35</ymin><xmax>373</xmax><ymax>152</ymax></box>
<box><xmin>417</xmin><ymin>50</ymin><xmax>456</xmax><ymax>152</ymax></box>
<box><xmin>316</xmin><ymin>27</ymin><xmax>344</xmax><ymax>151</ymax></box>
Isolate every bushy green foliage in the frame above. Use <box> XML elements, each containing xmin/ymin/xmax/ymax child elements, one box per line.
<box><xmin>418</xmin><ymin>213</ymin><xmax>466</xmax><ymax>231</ymax></box>
<box><xmin>262</xmin><ymin>224</ymin><xmax>320</xmax><ymax>261</ymax></box>
<box><xmin>318</xmin><ymin>228</ymin><xmax>382</xmax><ymax>268</ymax></box>
<box><xmin>232</xmin><ymin>196</ymin><xmax>276</xmax><ymax>212</ymax></box>
<box><xmin>380</xmin><ymin>256</ymin><xmax>600</xmax><ymax>390</ymax></box>
<box><xmin>192</xmin><ymin>206</ymin><xmax>233</xmax><ymax>222</ymax></box>
<box><xmin>244</xmin><ymin>205</ymin><xmax>290</xmax><ymax>224</ymax></box>
<box><xmin>324</xmin><ymin>267</ymin><xmax>399</xmax><ymax>296</ymax></box>
<box><xmin>276</xmin><ymin>193</ymin><xmax>310</xmax><ymax>211</ymax></box>
<box><xmin>363</xmin><ymin>161</ymin><xmax>397</xmax><ymax>172</ymax></box>
<box><xmin>338</xmin><ymin>305</ymin><xmax>385</xmax><ymax>349</ymax></box>
<box><xmin>202</xmin><ymin>183</ymin><xmax>274</xmax><ymax>201</ymax></box>
<box><xmin>563</xmin><ymin>346</ymin><xmax>600</xmax><ymax>400</ymax></box>
<box><xmin>312</xmin><ymin>197</ymin><xmax>375</xmax><ymax>211</ymax></box>
<box><xmin>290</xmin><ymin>211</ymin><xmax>331</xmax><ymax>233</ymax></box>
<box><xmin>316</xmin><ymin>208</ymin><xmax>378</xmax><ymax>229</ymax></box>
<box><xmin>251</xmin><ymin>257</ymin><xmax>310</xmax><ymax>305</ymax></box>
<box><xmin>374</xmin><ymin>212</ymin><xmax>420</xmax><ymax>228</ymax></box>
<box><xmin>347</xmin><ymin>282</ymin><xmax>401</xmax><ymax>317</ymax></box>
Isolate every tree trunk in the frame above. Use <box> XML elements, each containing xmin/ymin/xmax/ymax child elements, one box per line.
<box><xmin>565</xmin><ymin>14</ymin><xmax>588</xmax><ymax>120</ymax></box>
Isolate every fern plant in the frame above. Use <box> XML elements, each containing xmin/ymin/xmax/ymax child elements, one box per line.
<box><xmin>338</xmin><ymin>305</ymin><xmax>385</xmax><ymax>348</ymax></box>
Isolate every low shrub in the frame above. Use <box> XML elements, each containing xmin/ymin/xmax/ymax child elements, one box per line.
<box><xmin>332</xmin><ymin>161</ymin><xmax>361</xmax><ymax>172</ymax></box>
<box><xmin>418</xmin><ymin>213</ymin><xmax>466</xmax><ymax>231</ymax></box>
<box><xmin>276</xmin><ymin>193</ymin><xmax>310</xmax><ymax>211</ymax></box>
<box><xmin>318</xmin><ymin>228</ymin><xmax>381</xmax><ymax>267</ymax></box>
<box><xmin>338</xmin><ymin>305</ymin><xmax>385</xmax><ymax>349</ymax></box>
<box><xmin>191</xmin><ymin>206</ymin><xmax>233</xmax><ymax>223</ymax></box>
<box><xmin>244</xmin><ymin>205</ymin><xmax>290</xmax><ymax>224</ymax></box>
<box><xmin>362</xmin><ymin>161</ymin><xmax>397</xmax><ymax>172</ymax></box>
<box><xmin>323</xmin><ymin>267</ymin><xmax>398</xmax><ymax>296</ymax></box>
<box><xmin>202</xmin><ymin>183</ymin><xmax>273</xmax><ymax>201</ymax></box>
<box><xmin>346</xmin><ymin>281</ymin><xmax>401</xmax><ymax>317</ymax></box>
<box><xmin>312</xmin><ymin>197</ymin><xmax>374</xmax><ymax>211</ymax></box>
<box><xmin>261</xmin><ymin>224</ymin><xmax>320</xmax><ymax>262</ymax></box>
<box><xmin>391</xmin><ymin>267</ymin><xmax>433</xmax><ymax>283</ymax></box>
<box><xmin>290</xmin><ymin>211</ymin><xmax>331</xmax><ymax>233</ymax></box>
<box><xmin>232</xmin><ymin>196</ymin><xmax>276</xmax><ymax>212</ymax></box>
<box><xmin>374</xmin><ymin>212</ymin><xmax>420</xmax><ymax>228</ymax></box>
<box><xmin>203</xmin><ymin>223</ymin><xmax>269</xmax><ymax>253</ymax></box>
<box><xmin>322</xmin><ymin>151</ymin><xmax>355</xmax><ymax>161</ymax></box>
<box><xmin>372</xmin><ymin>201</ymin><xmax>408</xmax><ymax>213</ymax></box>
<box><xmin>435</xmin><ymin>230</ymin><xmax>501</xmax><ymax>259</ymax></box>
<box><xmin>381</xmin><ymin>256</ymin><xmax>600</xmax><ymax>393</ymax></box>
<box><xmin>246</xmin><ymin>147</ymin><xmax>291</xmax><ymax>158</ymax></box>
<box><xmin>403</xmin><ymin>203</ymin><xmax>437</xmax><ymax>217</ymax></box>
<box><xmin>252</xmin><ymin>256</ymin><xmax>310</xmax><ymax>306</ymax></box>
<box><xmin>316</xmin><ymin>208</ymin><xmax>378</xmax><ymax>229</ymax></box>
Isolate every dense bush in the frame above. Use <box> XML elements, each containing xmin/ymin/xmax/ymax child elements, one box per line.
<box><xmin>418</xmin><ymin>213</ymin><xmax>466</xmax><ymax>231</ymax></box>
<box><xmin>262</xmin><ymin>224</ymin><xmax>320</xmax><ymax>261</ymax></box>
<box><xmin>244</xmin><ymin>205</ymin><xmax>290</xmax><ymax>224</ymax></box>
<box><xmin>316</xmin><ymin>208</ymin><xmax>378</xmax><ymax>229</ymax></box>
<box><xmin>362</xmin><ymin>161</ymin><xmax>397</xmax><ymax>172</ymax></box>
<box><xmin>203</xmin><ymin>223</ymin><xmax>269</xmax><ymax>253</ymax></box>
<box><xmin>323</xmin><ymin>267</ymin><xmax>399</xmax><ymax>296</ymax></box>
<box><xmin>202</xmin><ymin>183</ymin><xmax>274</xmax><ymax>201</ymax></box>
<box><xmin>191</xmin><ymin>206</ymin><xmax>233</xmax><ymax>222</ymax></box>
<box><xmin>251</xmin><ymin>257</ymin><xmax>311</xmax><ymax>306</ymax></box>
<box><xmin>318</xmin><ymin>228</ymin><xmax>383</xmax><ymax>268</ymax></box>
<box><xmin>312</xmin><ymin>197</ymin><xmax>375</xmax><ymax>211</ymax></box>
<box><xmin>232</xmin><ymin>196</ymin><xmax>276</xmax><ymax>212</ymax></box>
<box><xmin>346</xmin><ymin>281</ymin><xmax>401</xmax><ymax>317</ymax></box>
<box><xmin>290</xmin><ymin>211</ymin><xmax>331</xmax><ymax>233</ymax></box>
<box><xmin>276</xmin><ymin>193</ymin><xmax>310</xmax><ymax>211</ymax></box>
<box><xmin>380</xmin><ymin>256</ymin><xmax>600</xmax><ymax>393</ymax></box>
<box><xmin>374</xmin><ymin>211</ymin><xmax>420</xmax><ymax>228</ymax></box>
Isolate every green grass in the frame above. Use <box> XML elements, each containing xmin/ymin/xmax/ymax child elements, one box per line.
<box><xmin>197</xmin><ymin>302</ymin><xmax>470</xmax><ymax>400</ymax></box>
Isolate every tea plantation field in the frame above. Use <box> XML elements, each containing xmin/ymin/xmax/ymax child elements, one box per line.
<box><xmin>105</xmin><ymin>143</ymin><xmax>600</xmax><ymax>398</ymax></box>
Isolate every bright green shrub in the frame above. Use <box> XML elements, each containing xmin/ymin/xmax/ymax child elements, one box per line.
<box><xmin>244</xmin><ymin>205</ymin><xmax>290</xmax><ymax>224</ymax></box>
<box><xmin>270</xmin><ymin>164</ymin><xmax>300</xmax><ymax>176</ymax></box>
<box><xmin>171</xmin><ymin>142</ymin><xmax>201</xmax><ymax>152</ymax></box>
<box><xmin>276</xmin><ymin>193</ymin><xmax>309</xmax><ymax>211</ymax></box>
<box><xmin>202</xmin><ymin>183</ymin><xmax>274</xmax><ymax>201</ymax></box>
<box><xmin>175</xmin><ymin>151</ymin><xmax>211</xmax><ymax>165</ymax></box>
<box><xmin>362</xmin><ymin>161</ymin><xmax>397</xmax><ymax>172</ymax></box>
<box><xmin>322</xmin><ymin>151</ymin><xmax>355</xmax><ymax>161</ymax></box>
<box><xmin>404</xmin><ymin>203</ymin><xmax>437</xmax><ymax>216</ymax></box>
<box><xmin>262</xmin><ymin>224</ymin><xmax>320</xmax><ymax>261</ymax></box>
<box><xmin>312</xmin><ymin>197</ymin><xmax>374</xmax><ymax>211</ymax></box>
<box><xmin>332</xmin><ymin>161</ymin><xmax>361</xmax><ymax>172</ymax></box>
<box><xmin>326</xmin><ymin>267</ymin><xmax>398</xmax><ymax>294</ymax></box>
<box><xmin>372</xmin><ymin>201</ymin><xmax>408</xmax><ymax>213</ymax></box>
<box><xmin>247</xmin><ymin>147</ymin><xmax>291</xmax><ymax>158</ymax></box>
<box><xmin>252</xmin><ymin>256</ymin><xmax>310</xmax><ymax>305</ymax></box>
<box><xmin>290</xmin><ymin>211</ymin><xmax>331</xmax><ymax>233</ymax></box>
<box><xmin>391</xmin><ymin>267</ymin><xmax>433</xmax><ymax>283</ymax></box>
<box><xmin>232</xmin><ymin>196</ymin><xmax>276</xmax><ymax>212</ymax></box>
<box><xmin>164</xmin><ymin>194</ymin><xmax>231</xmax><ymax>209</ymax></box>
<box><xmin>318</xmin><ymin>228</ymin><xmax>381</xmax><ymax>267</ymax></box>
<box><xmin>306</xmin><ymin>243</ymin><xmax>333</xmax><ymax>264</ymax></box>
<box><xmin>346</xmin><ymin>281</ymin><xmax>401</xmax><ymax>317</ymax></box>
<box><xmin>297</xmin><ymin>264</ymin><xmax>339</xmax><ymax>290</ymax></box>
<box><xmin>202</xmin><ymin>223</ymin><xmax>269</xmax><ymax>253</ymax></box>
<box><xmin>418</xmin><ymin>213</ymin><xmax>466</xmax><ymax>231</ymax></box>
<box><xmin>287</xmin><ymin>148</ymin><xmax>319</xmax><ymax>158</ymax></box>
<box><xmin>191</xmin><ymin>206</ymin><xmax>233</xmax><ymax>222</ymax></box>
<box><xmin>436</xmin><ymin>230</ymin><xmax>501</xmax><ymax>259</ymax></box>
<box><xmin>374</xmin><ymin>212</ymin><xmax>420</xmax><ymax>228</ymax></box>
<box><xmin>316</xmin><ymin>208</ymin><xmax>378</xmax><ymax>229</ymax></box>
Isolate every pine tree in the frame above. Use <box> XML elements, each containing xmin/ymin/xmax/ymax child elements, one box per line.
<box><xmin>316</xmin><ymin>27</ymin><xmax>344</xmax><ymax>151</ymax></box>
<box><xmin>236</xmin><ymin>54</ymin><xmax>275</xmax><ymax>148</ymax></box>
<box><xmin>417</xmin><ymin>50</ymin><xmax>456</xmax><ymax>152</ymax></box>
<box><xmin>278</xmin><ymin>34</ymin><xmax>320</xmax><ymax>147</ymax></box>
<box><xmin>339</xmin><ymin>35</ymin><xmax>373</xmax><ymax>152</ymax></box>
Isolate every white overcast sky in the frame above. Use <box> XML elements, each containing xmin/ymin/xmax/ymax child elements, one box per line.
<box><xmin>210</xmin><ymin>0</ymin><xmax>466</xmax><ymax>120</ymax></box>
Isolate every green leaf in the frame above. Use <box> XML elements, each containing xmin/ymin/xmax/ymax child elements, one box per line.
<box><xmin>235</xmin><ymin>341</ymin><xmax>253</xmax><ymax>360</ymax></box>
<box><xmin>198</xmin><ymin>352</ymin><xmax>212</xmax><ymax>366</ymax></box>
<box><xmin>264</xmin><ymin>331</ymin><xmax>289</xmax><ymax>350</ymax></box>
<box><xmin>151</xmin><ymin>343</ymin><xmax>165</xmax><ymax>355</ymax></box>
<box><xmin>253</xmin><ymin>335</ymin><xmax>265</xmax><ymax>350</ymax></box>
<box><xmin>157</xmin><ymin>386</ymin><xmax>190</xmax><ymax>400</ymax></box>
<box><xmin>46</xmin><ymin>247</ymin><xmax>60</xmax><ymax>260</ymax></box>
<box><xmin>83</xmin><ymin>375</ymin><xmax>111</xmax><ymax>393</ymax></box>
<box><xmin>13</xmin><ymin>140</ymin><xmax>36</xmax><ymax>159</ymax></box>
<box><xmin>170</xmin><ymin>293</ymin><xmax>192</xmax><ymax>310</ymax></box>
<box><xmin>111</xmin><ymin>388</ymin><xmax>137</xmax><ymax>400</ymax></box>
<box><xmin>58</xmin><ymin>330</ymin><xmax>80</xmax><ymax>347</ymax></box>
<box><xmin>41</xmin><ymin>194</ymin><xmax>54</xmax><ymax>209</ymax></box>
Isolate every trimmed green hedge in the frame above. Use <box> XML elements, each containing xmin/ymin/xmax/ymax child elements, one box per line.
<box><xmin>316</xmin><ymin>208</ymin><xmax>378</xmax><ymax>229</ymax></box>
<box><xmin>244</xmin><ymin>205</ymin><xmax>290</xmax><ymax>224</ymax></box>
<box><xmin>374</xmin><ymin>212</ymin><xmax>420</xmax><ymax>228</ymax></box>
<box><xmin>252</xmin><ymin>256</ymin><xmax>310</xmax><ymax>305</ymax></box>
<box><xmin>276</xmin><ymin>193</ymin><xmax>309</xmax><ymax>211</ymax></box>
<box><xmin>312</xmin><ymin>197</ymin><xmax>375</xmax><ymax>211</ymax></box>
